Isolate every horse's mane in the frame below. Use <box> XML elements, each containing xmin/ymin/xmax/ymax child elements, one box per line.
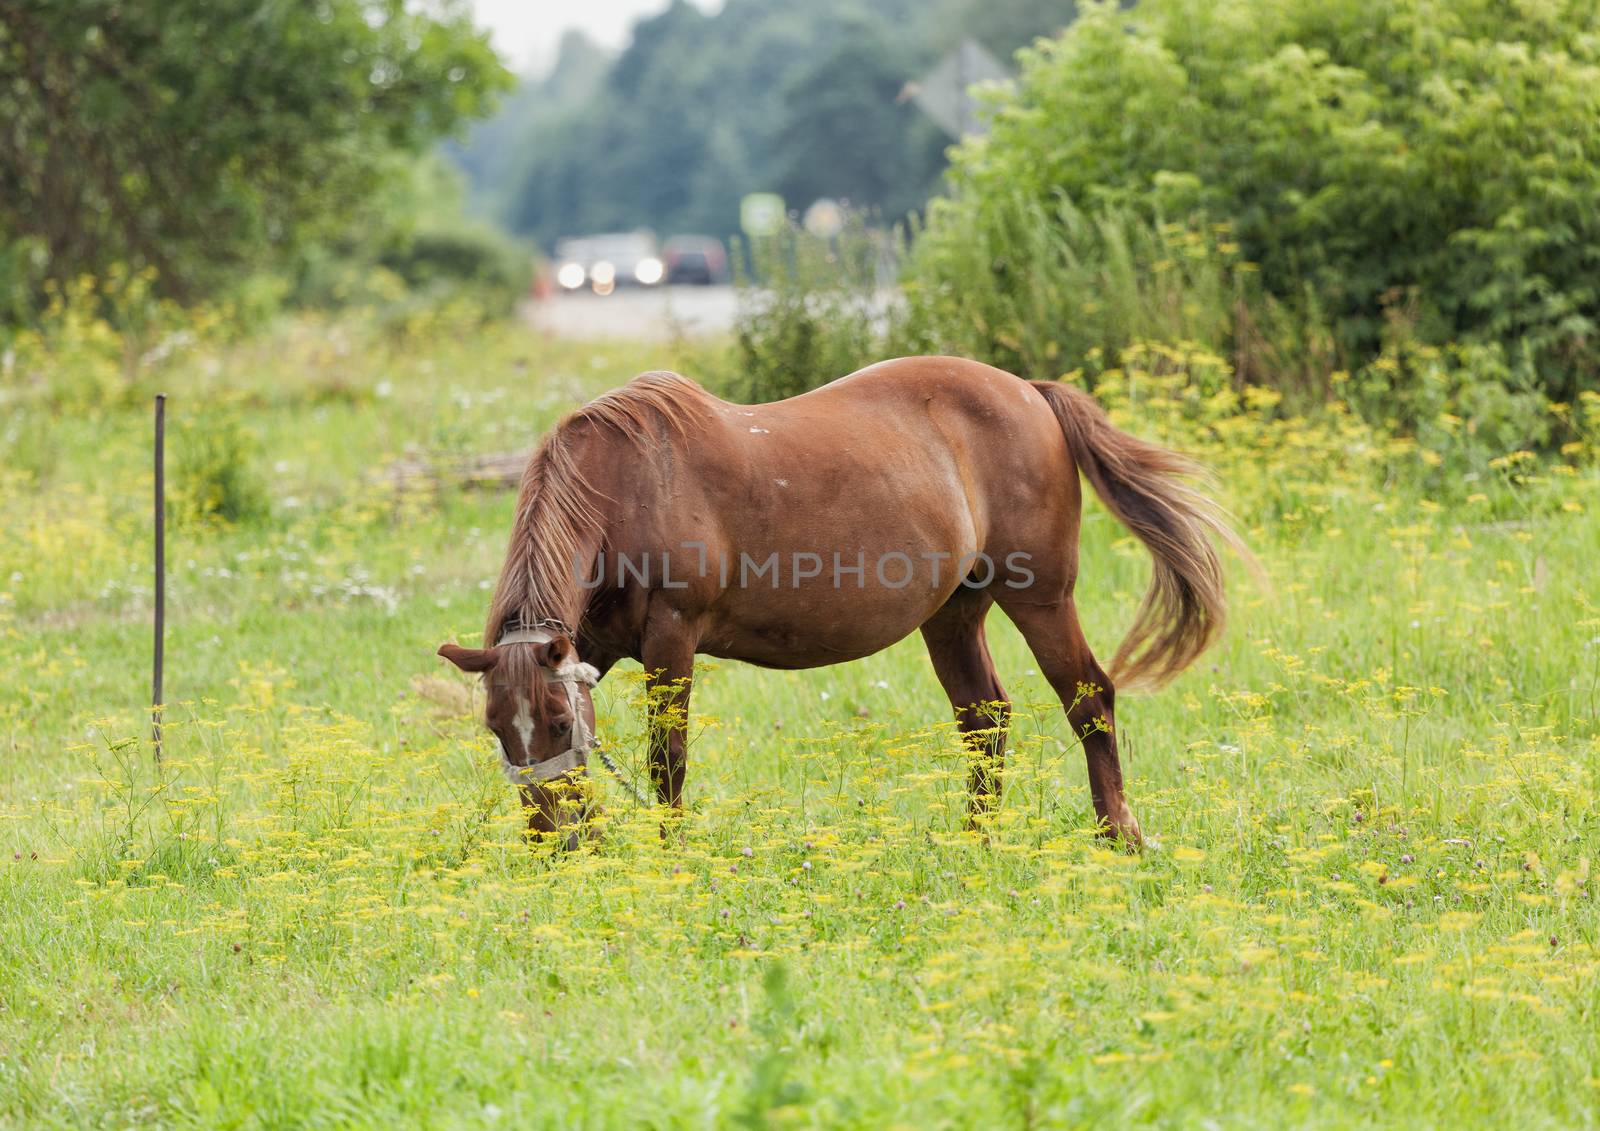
<box><xmin>484</xmin><ymin>371</ymin><xmax>713</xmax><ymax>644</ymax></box>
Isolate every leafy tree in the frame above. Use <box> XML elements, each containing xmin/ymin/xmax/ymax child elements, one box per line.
<box><xmin>909</xmin><ymin>0</ymin><xmax>1600</xmax><ymax>398</ymax></box>
<box><xmin>0</xmin><ymin>0</ymin><xmax>508</xmax><ymax>310</ymax></box>
<box><xmin>294</xmin><ymin>152</ymin><xmax>531</xmax><ymax>314</ymax></box>
<box><xmin>770</xmin><ymin>22</ymin><xmax>947</xmax><ymax>221</ymax></box>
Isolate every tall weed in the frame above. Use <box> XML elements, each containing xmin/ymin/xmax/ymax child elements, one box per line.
<box><xmin>898</xmin><ymin>190</ymin><xmax>1264</xmax><ymax>381</ymax></box>
<box><xmin>171</xmin><ymin>413</ymin><xmax>269</xmax><ymax>528</ymax></box>
<box><xmin>718</xmin><ymin>213</ymin><xmax>895</xmax><ymax>403</ymax></box>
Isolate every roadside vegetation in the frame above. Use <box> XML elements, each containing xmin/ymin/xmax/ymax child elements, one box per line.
<box><xmin>721</xmin><ymin>2</ymin><xmax>1600</xmax><ymax>439</ymax></box>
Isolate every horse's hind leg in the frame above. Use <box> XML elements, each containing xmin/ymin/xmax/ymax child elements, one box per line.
<box><xmin>999</xmin><ymin>597</ymin><xmax>1142</xmax><ymax>846</ymax></box>
<box><xmin>920</xmin><ymin>597</ymin><xmax>1010</xmax><ymax>828</ymax></box>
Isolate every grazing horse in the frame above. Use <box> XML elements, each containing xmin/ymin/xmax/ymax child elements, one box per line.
<box><xmin>438</xmin><ymin>357</ymin><xmax>1245</xmax><ymax>845</ymax></box>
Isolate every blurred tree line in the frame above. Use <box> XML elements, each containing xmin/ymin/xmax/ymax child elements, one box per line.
<box><xmin>458</xmin><ymin>0</ymin><xmax>1090</xmax><ymax>247</ymax></box>
<box><xmin>0</xmin><ymin>0</ymin><xmax>514</xmax><ymax>323</ymax></box>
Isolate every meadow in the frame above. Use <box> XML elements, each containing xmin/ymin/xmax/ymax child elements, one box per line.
<box><xmin>1</xmin><ymin>312</ymin><xmax>1597</xmax><ymax>1128</ymax></box>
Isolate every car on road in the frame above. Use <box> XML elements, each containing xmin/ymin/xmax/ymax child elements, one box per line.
<box><xmin>553</xmin><ymin>232</ymin><xmax>664</xmax><ymax>294</ymax></box>
<box><xmin>662</xmin><ymin>235</ymin><xmax>728</xmax><ymax>285</ymax></box>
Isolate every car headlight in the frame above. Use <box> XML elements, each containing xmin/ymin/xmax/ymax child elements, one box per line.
<box><xmin>555</xmin><ymin>262</ymin><xmax>586</xmax><ymax>290</ymax></box>
<box><xmin>634</xmin><ymin>257</ymin><xmax>664</xmax><ymax>285</ymax></box>
<box><xmin>589</xmin><ymin>260</ymin><xmax>616</xmax><ymax>286</ymax></box>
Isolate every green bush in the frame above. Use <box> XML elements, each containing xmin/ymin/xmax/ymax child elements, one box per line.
<box><xmin>171</xmin><ymin>415</ymin><xmax>268</xmax><ymax>529</ymax></box>
<box><xmin>1348</xmin><ymin>340</ymin><xmax>1552</xmax><ymax>481</ymax></box>
<box><xmin>377</xmin><ymin>225</ymin><xmax>532</xmax><ymax>313</ymax></box>
<box><xmin>0</xmin><ymin>269</ymin><xmax>199</xmax><ymax>411</ymax></box>
<box><xmin>907</xmin><ymin>0</ymin><xmax>1600</xmax><ymax>399</ymax></box>
<box><xmin>293</xmin><ymin>228</ymin><xmax>530</xmax><ymax>321</ymax></box>
<box><xmin>721</xmin><ymin>215</ymin><xmax>892</xmax><ymax>404</ymax></box>
<box><xmin>899</xmin><ymin>192</ymin><xmax>1296</xmax><ymax>386</ymax></box>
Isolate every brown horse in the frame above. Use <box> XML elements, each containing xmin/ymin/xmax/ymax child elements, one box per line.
<box><xmin>438</xmin><ymin>356</ymin><xmax>1245</xmax><ymax>844</ymax></box>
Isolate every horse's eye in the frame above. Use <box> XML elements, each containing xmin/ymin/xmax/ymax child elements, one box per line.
<box><xmin>550</xmin><ymin>718</ymin><xmax>572</xmax><ymax>739</ymax></box>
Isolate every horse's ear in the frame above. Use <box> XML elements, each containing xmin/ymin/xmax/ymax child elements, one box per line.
<box><xmin>438</xmin><ymin>643</ymin><xmax>498</xmax><ymax>673</ymax></box>
<box><xmin>533</xmin><ymin>635</ymin><xmax>573</xmax><ymax>671</ymax></box>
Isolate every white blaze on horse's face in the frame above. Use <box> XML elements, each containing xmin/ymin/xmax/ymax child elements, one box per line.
<box><xmin>487</xmin><ymin>676</ymin><xmax>578</xmax><ymax>768</ymax></box>
<box><xmin>510</xmin><ymin>692</ymin><xmax>537</xmax><ymax>764</ymax></box>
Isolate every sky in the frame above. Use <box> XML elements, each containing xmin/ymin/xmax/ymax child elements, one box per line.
<box><xmin>469</xmin><ymin>0</ymin><xmax>721</xmax><ymax>76</ymax></box>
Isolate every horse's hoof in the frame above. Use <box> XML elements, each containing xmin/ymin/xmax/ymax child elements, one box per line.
<box><xmin>1096</xmin><ymin>816</ymin><xmax>1144</xmax><ymax>851</ymax></box>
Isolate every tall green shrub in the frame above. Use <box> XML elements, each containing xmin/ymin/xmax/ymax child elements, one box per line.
<box><xmin>906</xmin><ymin>0</ymin><xmax>1600</xmax><ymax>398</ymax></box>
<box><xmin>899</xmin><ymin>192</ymin><xmax>1275</xmax><ymax>385</ymax></box>
<box><xmin>724</xmin><ymin>216</ymin><xmax>891</xmax><ymax>403</ymax></box>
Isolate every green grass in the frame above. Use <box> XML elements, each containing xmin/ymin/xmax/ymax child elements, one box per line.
<box><xmin>1</xmin><ymin>315</ymin><xmax>1597</xmax><ymax>1128</ymax></box>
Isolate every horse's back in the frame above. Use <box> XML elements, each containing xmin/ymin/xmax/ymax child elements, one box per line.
<box><xmin>718</xmin><ymin>356</ymin><xmax>1074</xmax><ymax>497</ymax></box>
<box><xmin>793</xmin><ymin>355</ymin><xmax>1048</xmax><ymax>415</ymax></box>
<box><xmin>689</xmin><ymin>355</ymin><xmax>1080</xmax><ymax>569</ymax></box>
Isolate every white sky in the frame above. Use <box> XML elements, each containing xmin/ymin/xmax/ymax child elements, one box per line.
<box><xmin>469</xmin><ymin>0</ymin><xmax>722</xmax><ymax>75</ymax></box>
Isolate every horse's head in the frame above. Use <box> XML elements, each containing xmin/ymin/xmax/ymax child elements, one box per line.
<box><xmin>437</xmin><ymin>630</ymin><xmax>600</xmax><ymax>842</ymax></box>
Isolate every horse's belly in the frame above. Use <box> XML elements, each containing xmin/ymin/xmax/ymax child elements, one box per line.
<box><xmin>685</xmin><ymin>462</ymin><xmax>987</xmax><ymax>667</ymax></box>
<box><xmin>698</xmin><ymin>578</ymin><xmax>952</xmax><ymax>669</ymax></box>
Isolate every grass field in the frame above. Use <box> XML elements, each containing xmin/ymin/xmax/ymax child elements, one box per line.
<box><xmin>2</xmin><ymin>314</ymin><xmax>1598</xmax><ymax>1128</ymax></box>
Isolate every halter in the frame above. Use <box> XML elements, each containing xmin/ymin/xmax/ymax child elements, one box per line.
<box><xmin>492</xmin><ymin>620</ymin><xmax>653</xmax><ymax>806</ymax></box>
<box><xmin>494</xmin><ymin>623</ymin><xmax>600</xmax><ymax>786</ymax></box>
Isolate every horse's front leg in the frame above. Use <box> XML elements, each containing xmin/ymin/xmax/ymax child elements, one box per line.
<box><xmin>640</xmin><ymin>614</ymin><xmax>697</xmax><ymax>812</ymax></box>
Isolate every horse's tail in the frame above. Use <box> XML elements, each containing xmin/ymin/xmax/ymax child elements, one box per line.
<box><xmin>1030</xmin><ymin>380</ymin><xmax>1250</xmax><ymax>691</ymax></box>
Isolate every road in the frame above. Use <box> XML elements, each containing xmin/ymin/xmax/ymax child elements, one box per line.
<box><xmin>523</xmin><ymin>285</ymin><xmax>739</xmax><ymax>341</ymax></box>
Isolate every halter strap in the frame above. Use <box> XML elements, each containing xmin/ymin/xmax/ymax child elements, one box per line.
<box><xmin>498</xmin><ymin>614</ymin><xmax>572</xmax><ymax>641</ymax></box>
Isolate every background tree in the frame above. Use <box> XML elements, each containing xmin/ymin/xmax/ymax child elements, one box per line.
<box><xmin>0</xmin><ymin>0</ymin><xmax>508</xmax><ymax>313</ymax></box>
<box><xmin>770</xmin><ymin>23</ymin><xmax>947</xmax><ymax>221</ymax></box>
<box><xmin>448</xmin><ymin>29</ymin><xmax>609</xmax><ymax>222</ymax></box>
<box><xmin>930</xmin><ymin>0</ymin><xmax>1088</xmax><ymax>58</ymax></box>
<box><xmin>468</xmin><ymin>0</ymin><xmax>1082</xmax><ymax>249</ymax></box>
<box><xmin>500</xmin><ymin>0</ymin><xmax>888</xmax><ymax>244</ymax></box>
